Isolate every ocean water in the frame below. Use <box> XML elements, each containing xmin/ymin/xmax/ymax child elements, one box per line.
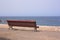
<box><xmin>0</xmin><ymin>16</ymin><xmax>60</xmax><ymax>26</ymax></box>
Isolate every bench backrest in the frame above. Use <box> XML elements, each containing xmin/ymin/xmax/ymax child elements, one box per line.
<box><xmin>7</xmin><ymin>20</ymin><xmax>36</xmax><ymax>27</ymax></box>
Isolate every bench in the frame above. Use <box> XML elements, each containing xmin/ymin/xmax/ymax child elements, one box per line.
<box><xmin>0</xmin><ymin>20</ymin><xmax>2</xmax><ymax>22</ymax></box>
<box><xmin>7</xmin><ymin>20</ymin><xmax>39</xmax><ymax>31</ymax></box>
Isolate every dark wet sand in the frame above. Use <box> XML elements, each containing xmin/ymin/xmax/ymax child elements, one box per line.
<box><xmin>0</xmin><ymin>28</ymin><xmax>60</xmax><ymax>40</ymax></box>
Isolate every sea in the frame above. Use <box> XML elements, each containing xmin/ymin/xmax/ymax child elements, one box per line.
<box><xmin>0</xmin><ymin>16</ymin><xmax>60</xmax><ymax>26</ymax></box>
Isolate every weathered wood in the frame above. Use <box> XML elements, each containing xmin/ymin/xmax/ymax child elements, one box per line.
<box><xmin>7</xmin><ymin>20</ymin><xmax>39</xmax><ymax>31</ymax></box>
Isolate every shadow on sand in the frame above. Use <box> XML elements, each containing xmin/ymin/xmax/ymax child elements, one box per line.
<box><xmin>11</xmin><ymin>28</ymin><xmax>40</xmax><ymax>32</ymax></box>
<box><xmin>0</xmin><ymin>37</ymin><xmax>10</xmax><ymax>40</ymax></box>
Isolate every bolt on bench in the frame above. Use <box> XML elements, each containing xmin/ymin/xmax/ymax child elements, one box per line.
<box><xmin>7</xmin><ymin>20</ymin><xmax>39</xmax><ymax>31</ymax></box>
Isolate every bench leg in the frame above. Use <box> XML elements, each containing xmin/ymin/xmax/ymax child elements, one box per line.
<box><xmin>34</xmin><ymin>27</ymin><xmax>37</xmax><ymax>32</ymax></box>
<box><xmin>9</xmin><ymin>26</ymin><xmax>13</xmax><ymax>30</ymax></box>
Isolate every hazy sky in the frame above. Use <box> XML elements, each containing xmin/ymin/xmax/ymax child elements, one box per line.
<box><xmin>0</xmin><ymin>0</ymin><xmax>60</xmax><ymax>16</ymax></box>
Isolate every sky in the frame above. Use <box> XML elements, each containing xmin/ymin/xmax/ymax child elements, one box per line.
<box><xmin>0</xmin><ymin>0</ymin><xmax>60</xmax><ymax>16</ymax></box>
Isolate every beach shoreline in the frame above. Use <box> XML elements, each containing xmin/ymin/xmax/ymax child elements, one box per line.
<box><xmin>0</xmin><ymin>24</ymin><xmax>60</xmax><ymax>32</ymax></box>
<box><xmin>0</xmin><ymin>24</ymin><xmax>60</xmax><ymax>40</ymax></box>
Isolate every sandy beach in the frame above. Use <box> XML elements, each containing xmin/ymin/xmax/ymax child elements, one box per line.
<box><xmin>0</xmin><ymin>24</ymin><xmax>60</xmax><ymax>40</ymax></box>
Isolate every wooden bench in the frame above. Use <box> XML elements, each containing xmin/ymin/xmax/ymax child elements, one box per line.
<box><xmin>0</xmin><ymin>20</ymin><xmax>2</xmax><ymax>22</ymax></box>
<box><xmin>7</xmin><ymin>20</ymin><xmax>39</xmax><ymax>31</ymax></box>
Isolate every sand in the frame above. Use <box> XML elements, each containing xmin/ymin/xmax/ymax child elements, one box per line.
<box><xmin>0</xmin><ymin>24</ymin><xmax>60</xmax><ymax>40</ymax></box>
